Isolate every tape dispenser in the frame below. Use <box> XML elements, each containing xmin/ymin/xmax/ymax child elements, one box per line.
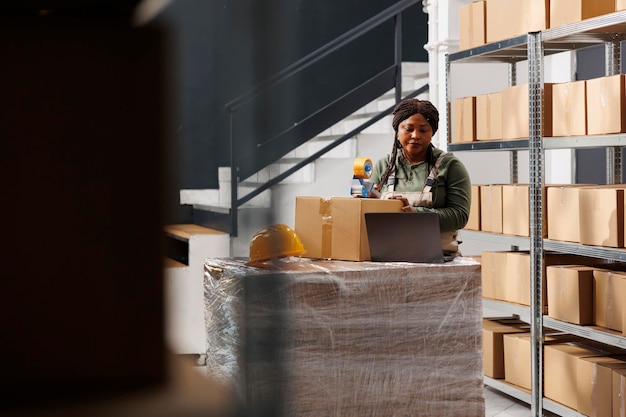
<box><xmin>350</xmin><ymin>157</ymin><xmax>380</xmax><ymax>198</ymax></box>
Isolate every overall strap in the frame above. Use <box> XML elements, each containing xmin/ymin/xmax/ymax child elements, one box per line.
<box><xmin>387</xmin><ymin>162</ymin><xmax>397</xmax><ymax>192</ymax></box>
<box><xmin>422</xmin><ymin>151</ymin><xmax>447</xmax><ymax>194</ymax></box>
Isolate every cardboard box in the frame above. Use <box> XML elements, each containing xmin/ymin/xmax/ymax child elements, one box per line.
<box><xmin>486</xmin><ymin>0</ymin><xmax>548</xmax><ymax>43</ymax></box>
<box><xmin>550</xmin><ymin>0</ymin><xmax>615</xmax><ymax>28</ymax></box>
<box><xmin>459</xmin><ymin>0</ymin><xmax>486</xmax><ymax>50</ymax></box>
<box><xmin>547</xmin><ymin>185</ymin><xmax>586</xmax><ymax>243</ymax></box>
<box><xmin>294</xmin><ymin>197</ymin><xmax>403</xmax><ymax>261</ymax></box>
<box><xmin>544</xmin><ymin>343</ymin><xmax>608</xmax><ymax>410</ymax></box>
<box><xmin>579</xmin><ymin>187</ymin><xmax>625</xmax><ymax>247</ymax></box>
<box><xmin>480</xmin><ymin>184</ymin><xmax>503</xmax><ymax>233</ymax></box>
<box><xmin>552</xmin><ymin>80</ymin><xmax>587</xmax><ymax>137</ymax></box>
<box><xmin>465</xmin><ymin>185</ymin><xmax>481</xmax><ymax>230</ymax></box>
<box><xmin>482</xmin><ymin>319</ymin><xmax>528</xmax><ymax>378</ymax></box>
<box><xmin>476</xmin><ymin>92</ymin><xmax>503</xmax><ymax>140</ymax></box>
<box><xmin>503</xmin><ymin>333</ymin><xmax>578</xmax><ymax>391</ymax></box>
<box><xmin>502</xmin><ymin>83</ymin><xmax>553</xmax><ymax>140</ymax></box>
<box><xmin>593</xmin><ymin>269</ymin><xmax>626</xmax><ymax>331</ymax></box>
<box><xmin>502</xmin><ymin>184</ymin><xmax>547</xmax><ymax>237</ymax></box>
<box><xmin>505</xmin><ymin>252</ymin><xmax>598</xmax><ymax>309</ymax></box>
<box><xmin>577</xmin><ymin>356</ymin><xmax>626</xmax><ymax>417</ymax></box>
<box><xmin>503</xmin><ymin>332</ymin><xmax>532</xmax><ymax>390</ymax></box>
<box><xmin>613</xmin><ymin>368</ymin><xmax>626</xmax><ymax>417</ymax></box>
<box><xmin>485</xmin><ymin>0</ymin><xmax>523</xmax><ymax>43</ymax></box>
<box><xmin>546</xmin><ymin>265</ymin><xmax>595</xmax><ymax>325</ymax></box>
<box><xmin>586</xmin><ymin>75</ymin><xmax>626</xmax><ymax>135</ymax></box>
<box><xmin>481</xmin><ymin>251</ymin><xmax>509</xmax><ymax>300</ymax></box>
<box><xmin>452</xmin><ymin>96</ymin><xmax>476</xmax><ymax>143</ymax></box>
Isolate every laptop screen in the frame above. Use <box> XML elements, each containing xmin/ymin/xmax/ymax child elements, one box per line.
<box><xmin>364</xmin><ymin>212</ymin><xmax>444</xmax><ymax>263</ymax></box>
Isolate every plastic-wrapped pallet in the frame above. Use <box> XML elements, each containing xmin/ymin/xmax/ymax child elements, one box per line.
<box><xmin>204</xmin><ymin>257</ymin><xmax>484</xmax><ymax>417</ymax></box>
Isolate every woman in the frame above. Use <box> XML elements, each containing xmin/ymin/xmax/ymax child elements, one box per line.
<box><xmin>370</xmin><ymin>98</ymin><xmax>471</xmax><ymax>256</ymax></box>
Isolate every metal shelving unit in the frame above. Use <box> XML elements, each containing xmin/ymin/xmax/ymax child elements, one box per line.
<box><xmin>462</xmin><ymin>230</ymin><xmax>626</xmax><ymax>262</ymax></box>
<box><xmin>447</xmin><ymin>10</ymin><xmax>626</xmax><ymax>417</ymax></box>
<box><xmin>450</xmin><ymin>134</ymin><xmax>626</xmax><ymax>152</ymax></box>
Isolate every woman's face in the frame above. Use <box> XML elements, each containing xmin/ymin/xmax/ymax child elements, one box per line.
<box><xmin>397</xmin><ymin>113</ymin><xmax>433</xmax><ymax>164</ymax></box>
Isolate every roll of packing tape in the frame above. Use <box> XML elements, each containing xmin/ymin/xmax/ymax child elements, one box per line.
<box><xmin>353</xmin><ymin>157</ymin><xmax>373</xmax><ymax>179</ymax></box>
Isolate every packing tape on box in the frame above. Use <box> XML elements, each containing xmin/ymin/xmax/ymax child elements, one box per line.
<box><xmin>353</xmin><ymin>157</ymin><xmax>373</xmax><ymax>179</ymax></box>
<box><xmin>319</xmin><ymin>198</ymin><xmax>332</xmax><ymax>259</ymax></box>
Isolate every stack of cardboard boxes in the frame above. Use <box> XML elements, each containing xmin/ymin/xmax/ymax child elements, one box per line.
<box><xmin>454</xmin><ymin>1</ymin><xmax>626</xmax><ymax>145</ymax></box>
<box><xmin>459</xmin><ymin>0</ymin><xmax>626</xmax><ymax>52</ymax></box>
<box><xmin>205</xmin><ymin>258</ymin><xmax>485</xmax><ymax>417</ymax></box>
<box><xmin>465</xmin><ymin>183</ymin><xmax>626</xmax><ymax>249</ymax></box>
<box><xmin>293</xmin><ymin>196</ymin><xmax>403</xmax><ymax>261</ymax></box>
<box><xmin>485</xmin><ymin>315</ymin><xmax>626</xmax><ymax>415</ymax></box>
<box><xmin>452</xmin><ymin>74</ymin><xmax>626</xmax><ymax>144</ymax></box>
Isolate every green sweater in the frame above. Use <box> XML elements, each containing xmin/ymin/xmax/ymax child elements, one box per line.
<box><xmin>371</xmin><ymin>147</ymin><xmax>471</xmax><ymax>232</ymax></box>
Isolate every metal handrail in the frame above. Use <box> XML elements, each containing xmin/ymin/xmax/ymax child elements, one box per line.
<box><xmin>237</xmin><ymin>84</ymin><xmax>429</xmax><ymax>207</ymax></box>
<box><xmin>224</xmin><ymin>0</ymin><xmax>420</xmax><ymax>114</ymax></box>
<box><xmin>226</xmin><ymin>0</ymin><xmax>422</xmax><ymax>236</ymax></box>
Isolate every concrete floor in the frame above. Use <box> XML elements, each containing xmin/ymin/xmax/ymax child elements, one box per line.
<box><xmin>484</xmin><ymin>386</ymin><xmax>557</xmax><ymax>417</ymax></box>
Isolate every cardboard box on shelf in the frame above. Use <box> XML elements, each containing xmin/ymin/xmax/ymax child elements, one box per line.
<box><xmin>502</xmin><ymin>83</ymin><xmax>553</xmax><ymax>140</ymax></box>
<box><xmin>294</xmin><ymin>196</ymin><xmax>403</xmax><ymax>261</ymax></box>
<box><xmin>481</xmin><ymin>251</ymin><xmax>510</xmax><ymax>300</ymax></box>
<box><xmin>465</xmin><ymin>185</ymin><xmax>481</xmax><ymax>231</ymax></box>
<box><xmin>485</xmin><ymin>0</ymin><xmax>523</xmax><ymax>43</ymax></box>
<box><xmin>486</xmin><ymin>0</ymin><xmax>548</xmax><ymax>43</ymax></box>
<box><xmin>503</xmin><ymin>332</ymin><xmax>532</xmax><ymax>390</ymax></box>
<box><xmin>578</xmin><ymin>186</ymin><xmax>625</xmax><ymax>248</ymax></box>
<box><xmin>613</xmin><ymin>368</ymin><xmax>626</xmax><ymax>417</ymax></box>
<box><xmin>479</xmin><ymin>184</ymin><xmax>503</xmax><ymax>233</ymax></box>
<box><xmin>452</xmin><ymin>96</ymin><xmax>476</xmax><ymax>143</ymax></box>
<box><xmin>505</xmin><ymin>252</ymin><xmax>598</xmax><ymax>309</ymax></box>
<box><xmin>546</xmin><ymin>265</ymin><xmax>595</xmax><ymax>325</ymax></box>
<box><xmin>459</xmin><ymin>0</ymin><xmax>486</xmax><ymax>51</ymax></box>
<box><xmin>577</xmin><ymin>356</ymin><xmax>626</xmax><ymax>417</ymax></box>
<box><xmin>503</xmin><ymin>333</ymin><xmax>578</xmax><ymax>392</ymax></box>
<box><xmin>593</xmin><ymin>269</ymin><xmax>626</xmax><ymax>332</ymax></box>
<box><xmin>586</xmin><ymin>74</ymin><xmax>626</xmax><ymax>135</ymax></box>
<box><xmin>476</xmin><ymin>92</ymin><xmax>503</xmax><ymax>141</ymax></box>
<box><xmin>552</xmin><ymin>80</ymin><xmax>587</xmax><ymax>137</ymax></box>
<box><xmin>526</xmin><ymin>0</ymin><xmax>550</xmax><ymax>32</ymax></box>
<box><xmin>550</xmin><ymin>0</ymin><xmax>615</xmax><ymax>28</ymax></box>
<box><xmin>547</xmin><ymin>185</ymin><xmax>589</xmax><ymax>243</ymax></box>
<box><xmin>544</xmin><ymin>342</ymin><xmax>608</xmax><ymax>411</ymax></box>
<box><xmin>501</xmin><ymin>184</ymin><xmax>547</xmax><ymax>237</ymax></box>
<box><xmin>482</xmin><ymin>318</ymin><xmax>529</xmax><ymax>379</ymax></box>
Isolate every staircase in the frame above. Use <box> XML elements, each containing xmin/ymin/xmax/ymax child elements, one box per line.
<box><xmin>181</xmin><ymin>62</ymin><xmax>429</xmax><ymax>257</ymax></box>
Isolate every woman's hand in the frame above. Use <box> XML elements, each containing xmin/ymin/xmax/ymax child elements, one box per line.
<box><xmin>389</xmin><ymin>195</ymin><xmax>412</xmax><ymax>212</ymax></box>
<box><xmin>367</xmin><ymin>184</ymin><xmax>381</xmax><ymax>198</ymax></box>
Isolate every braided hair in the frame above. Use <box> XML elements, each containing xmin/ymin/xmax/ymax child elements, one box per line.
<box><xmin>377</xmin><ymin>99</ymin><xmax>440</xmax><ymax>191</ymax></box>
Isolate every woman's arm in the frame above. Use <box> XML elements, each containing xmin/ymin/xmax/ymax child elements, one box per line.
<box><xmin>415</xmin><ymin>156</ymin><xmax>471</xmax><ymax>232</ymax></box>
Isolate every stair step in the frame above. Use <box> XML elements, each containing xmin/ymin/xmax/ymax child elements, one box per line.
<box><xmin>164</xmin><ymin>224</ymin><xmax>227</xmax><ymax>240</ymax></box>
<box><xmin>164</xmin><ymin>257</ymin><xmax>186</xmax><ymax>268</ymax></box>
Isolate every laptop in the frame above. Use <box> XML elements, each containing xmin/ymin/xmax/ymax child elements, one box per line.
<box><xmin>364</xmin><ymin>212</ymin><xmax>445</xmax><ymax>264</ymax></box>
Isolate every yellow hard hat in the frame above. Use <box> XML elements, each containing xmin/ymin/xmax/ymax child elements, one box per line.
<box><xmin>246</xmin><ymin>224</ymin><xmax>306</xmax><ymax>266</ymax></box>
